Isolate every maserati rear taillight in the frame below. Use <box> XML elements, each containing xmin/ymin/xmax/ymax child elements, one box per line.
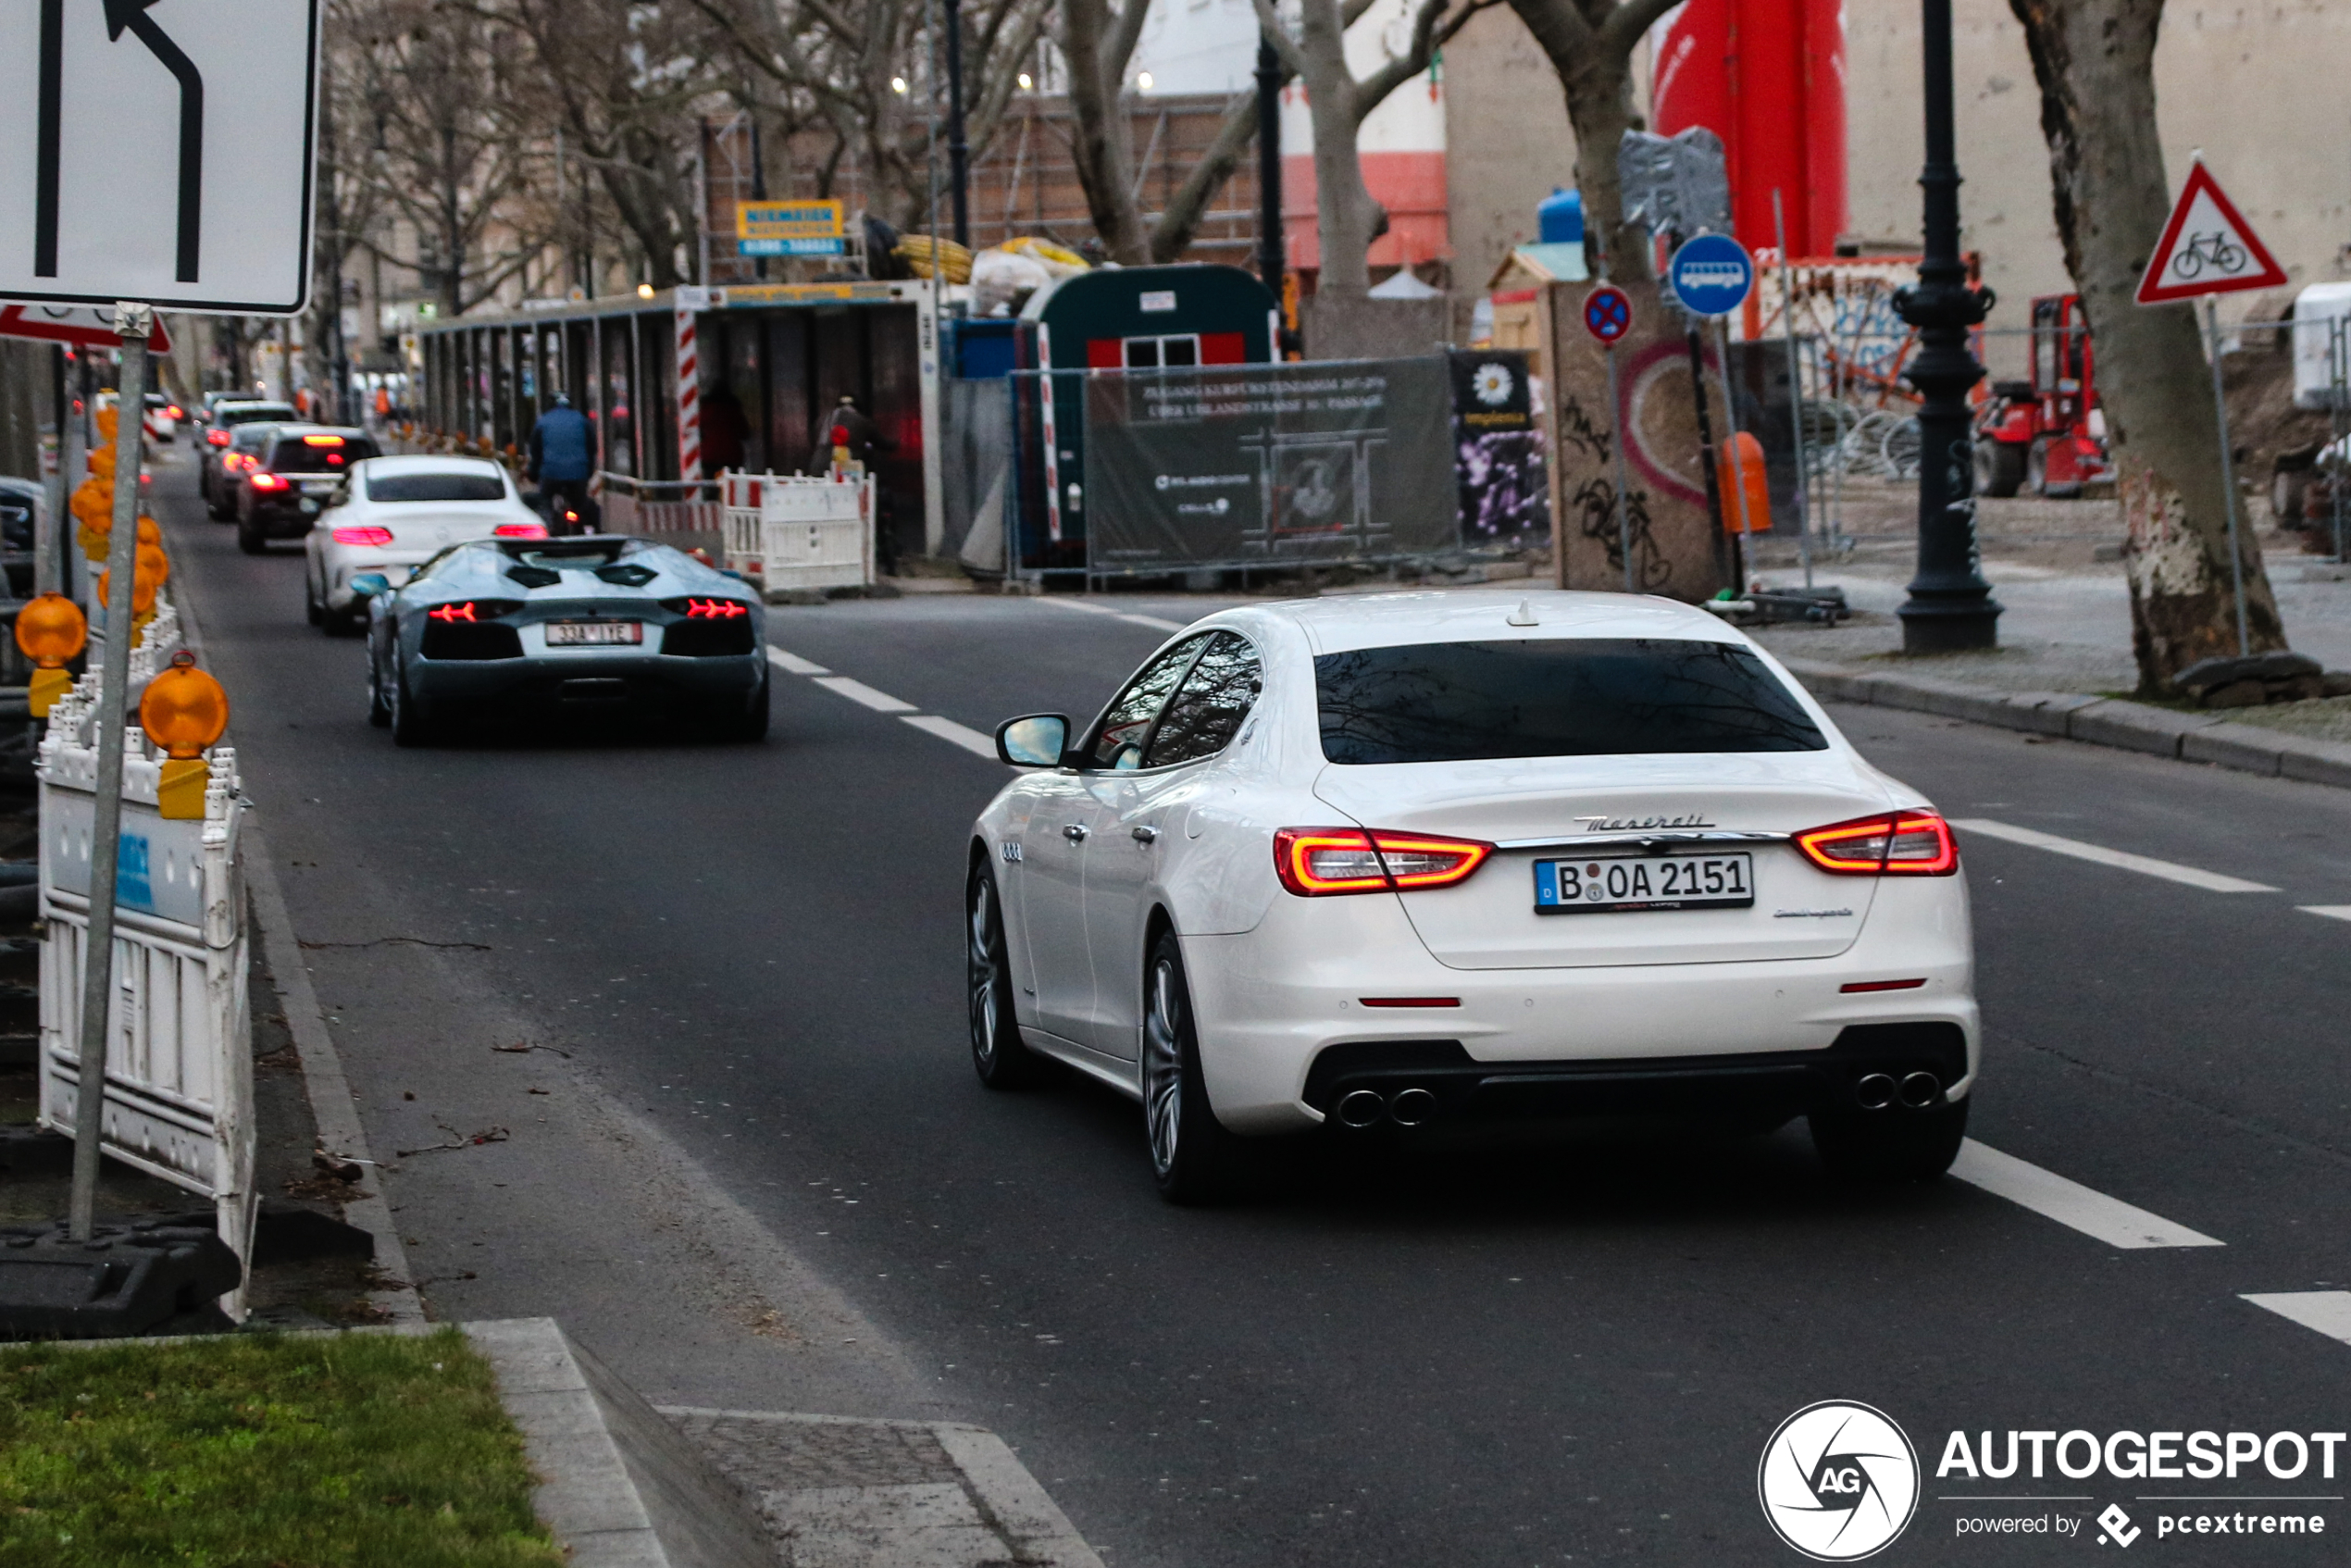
<box><xmin>1795</xmin><ymin>812</ymin><xmax>1959</xmax><ymax>876</ymax></box>
<box><xmin>1274</xmin><ymin>828</ymin><xmax>1493</xmax><ymax>897</ymax></box>
<box><xmin>331</xmin><ymin>526</ymin><xmax>392</xmax><ymax>546</ymax></box>
<box><xmin>493</xmin><ymin>522</ymin><xmax>547</xmax><ymax>538</ymax></box>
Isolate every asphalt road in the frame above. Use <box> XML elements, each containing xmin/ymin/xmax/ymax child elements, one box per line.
<box><xmin>155</xmin><ymin>451</ymin><xmax>2351</xmax><ymax>1565</ymax></box>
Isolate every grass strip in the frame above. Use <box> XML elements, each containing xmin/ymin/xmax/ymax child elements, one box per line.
<box><xmin>0</xmin><ymin>1326</ymin><xmax>561</xmax><ymax>1567</ymax></box>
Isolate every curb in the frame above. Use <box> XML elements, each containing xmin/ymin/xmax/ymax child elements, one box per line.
<box><xmin>243</xmin><ymin>822</ymin><xmax>425</xmax><ymax>1326</ymax></box>
<box><xmin>466</xmin><ymin>1318</ymin><xmax>777</xmax><ymax>1568</ymax></box>
<box><xmin>1777</xmin><ymin>657</ymin><xmax>2351</xmax><ymax>789</ymax></box>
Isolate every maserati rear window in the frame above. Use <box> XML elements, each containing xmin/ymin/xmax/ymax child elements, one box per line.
<box><xmin>1314</xmin><ymin>638</ymin><xmax>1827</xmax><ymax>764</ymax></box>
<box><xmin>368</xmin><ymin>471</ymin><xmax>506</xmax><ymax>503</ymax></box>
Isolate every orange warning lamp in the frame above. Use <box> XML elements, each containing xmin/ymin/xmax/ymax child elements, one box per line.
<box><xmin>141</xmin><ymin>651</ymin><xmax>230</xmax><ymax>758</ymax></box>
<box><xmin>16</xmin><ymin>593</ymin><xmax>87</xmax><ymax>718</ymax></box>
<box><xmin>138</xmin><ymin>536</ymin><xmax>170</xmax><ymax>588</ymax></box>
<box><xmin>141</xmin><ymin>651</ymin><xmax>230</xmax><ymax>819</ymax></box>
<box><xmin>136</xmin><ymin>515</ymin><xmax>162</xmax><ymax>546</ymax></box>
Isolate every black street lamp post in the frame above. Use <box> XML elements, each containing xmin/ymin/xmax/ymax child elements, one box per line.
<box><xmin>1893</xmin><ymin>0</ymin><xmax>2001</xmax><ymax>652</ymax></box>
<box><xmin>1255</xmin><ymin>40</ymin><xmax>1284</xmax><ymax>301</ymax></box>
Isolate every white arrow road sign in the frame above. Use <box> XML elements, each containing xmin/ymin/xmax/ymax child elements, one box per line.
<box><xmin>0</xmin><ymin>0</ymin><xmax>319</xmax><ymax>315</ymax></box>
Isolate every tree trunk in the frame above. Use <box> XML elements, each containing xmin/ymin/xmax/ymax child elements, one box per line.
<box><xmin>2009</xmin><ymin>0</ymin><xmax>2286</xmax><ymax>690</ymax></box>
<box><xmin>1061</xmin><ymin>0</ymin><xmax>1150</xmax><ymax>263</ymax></box>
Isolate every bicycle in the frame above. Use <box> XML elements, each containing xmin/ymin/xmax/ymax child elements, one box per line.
<box><xmin>2171</xmin><ymin>230</ymin><xmax>2246</xmax><ymax>280</ymax></box>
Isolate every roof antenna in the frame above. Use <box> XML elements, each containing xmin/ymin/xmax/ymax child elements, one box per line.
<box><xmin>1507</xmin><ymin>597</ymin><xmax>1540</xmax><ymax>628</ymax></box>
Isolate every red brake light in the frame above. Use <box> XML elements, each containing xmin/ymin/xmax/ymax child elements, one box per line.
<box><xmin>1274</xmin><ymin>828</ymin><xmax>1492</xmax><ymax>897</ymax></box>
<box><xmin>303</xmin><ymin>434</ymin><xmax>345</xmax><ymax>446</ymax></box>
<box><xmin>331</xmin><ymin>526</ymin><xmax>393</xmax><ymax>546</ymax></box>
<box><xmin>493</xmin><ymin>522</ymin><xmax>548</xmax><ymax>539</ymax></box>
<box><xmin>829</xmin><ymin>424</ymin><xmax>850</xmax><ymax>445</ymax></box>
<box><xmin>249</xmin><ymin>471</ymin><xmax>289</xmax><ymax>491</ymax></box>
<box><xmin>1795</xmin><ymin>812</ymin><xmax>1959</xmax><ymax>876</ymax></box>
<box><xmin>428</xmin><ymin>602</ymin><xmax>479</xmax><ymax>622</ymax></box>
<box><xmin>166</xmin><ymin>405</ymin><xmax>183</xmax><ymax>418</ymax></box>
<box><xmin>685</xmin><ymin>598</ymin><xmax>748</xmax><ymax>619</ymax></box>
<box><xmin>206</xmin><ymin>429</ymin><xmax>230</xmax><ymax>446</ymax></box>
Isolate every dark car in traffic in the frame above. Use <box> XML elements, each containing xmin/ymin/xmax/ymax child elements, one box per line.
<box><xmin>199</xmin><ymin>400</ymin><xmax>296</xmax><ymax>506</ymax></box>
<box><xmin>234</xmin><ymin>425</ymin><xmax>380</xmax><ymax>553</ymax></box>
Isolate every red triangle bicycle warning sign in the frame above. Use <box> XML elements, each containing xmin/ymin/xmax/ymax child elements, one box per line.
<box><xmin>2135</xmin><ymin>162</ymin><xmax>2287</xmax><ymax>305</ymax></box>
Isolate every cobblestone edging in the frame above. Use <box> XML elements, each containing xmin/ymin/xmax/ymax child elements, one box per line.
<box><xmin>1777</xmin><ymin>657</ymin><xmax>2351</xmax><ymax>789</ymax></box>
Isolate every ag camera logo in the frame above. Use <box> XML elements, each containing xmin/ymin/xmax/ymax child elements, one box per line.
<box><xmin>1760</xmin><ymin>1401</ymin><xmax>1920</xmax><ymax>1561</ymax></box>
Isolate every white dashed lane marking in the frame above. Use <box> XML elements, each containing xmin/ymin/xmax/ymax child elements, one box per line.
<box><xmin>2242</xmin><ymin>1291</ymin><xmax>2351</xmax><ymax>1348</ymax></box>
<box><xmin>902</xmin><ymin>715</ymin><xmax>999</xmax><ymax>759</ymax></box>
<box><xmin>766</xmin><ymin>648</ymin><xmax>830</xmax><ymax>676</ymax></box>
<box><xmin>1034</xmin><ymin>596</ymin><xmax>1188</xmax><ymax>633</ymax></box>
<box><xmin>1952</xmin><ymin>1140</ymin><xmax>2225</xmax><ymax>1250</ymax></box>
<box><xmin>2296</xmin><ymin>905</ymin><xmax>2351</xmax><ymax>923</ymax></box>
<box><xmin>1951</xmin><ymin>818</ymin><xmax>2279</xmax><ymax>893</ymax></box>
<box><xmin>813</xmin><ymin>676</ymin><xmax>917</xmax><ymax>714</ymax></box>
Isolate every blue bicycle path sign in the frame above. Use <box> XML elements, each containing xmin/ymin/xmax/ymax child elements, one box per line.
<box><xmin>1667</xmin><ymin>233</ymin><xmax>1754</xmax><ymax>318</ymax></box>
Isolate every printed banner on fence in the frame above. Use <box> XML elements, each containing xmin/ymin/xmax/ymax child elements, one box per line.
<box><xmin>1082</xmin><ymin>359</ymin><xmax>1457</xmax><ymax>566</ymax></box>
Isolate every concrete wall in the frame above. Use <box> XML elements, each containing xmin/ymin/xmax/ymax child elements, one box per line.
<box><xmin>1844</xmin><ymin>0</ymin><xmax>2351</xmax><ymax>367</ymax></box>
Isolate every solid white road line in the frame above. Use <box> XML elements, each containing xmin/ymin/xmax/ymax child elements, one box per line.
<box><xmin>2297</xmin><ymin>905</ymin><xmax>2351</xmax><ymax>923</ymax></box>
<box><xmin>813</xmin><ymin>676</ymin><xmax>917</xmax><ymax>714</ymax></box>
<box><xmin>2242</xmin><ymin>1291</ymin><xmax>2351</xmax><ymax>1347</ymax></box>
<box><xmin>1951</xmin><ymin>1139</ymin><xmax>2226</xmax><ymax>1250</ymax></box>
<box><xmin>1033</xmin><ymin>596</ymin><xmax>1187</xmax><ymax>633</ymax></box>
<box><xmin>767</xmin><ymin>647</ymin><xmax>830</xmax><ymax>676</ymax></box>
<box><xmin>1950</xmin><ymin>818</ymin><xmax>2279</xmax><ymax>893</ymax></box>
<box><xmin>902</xmin><ymin>715</ymin><xmax>1000</xmax><ymax>759</ymax></box>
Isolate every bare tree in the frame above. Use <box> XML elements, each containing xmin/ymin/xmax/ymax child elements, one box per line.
<box><xmin>2008</xmin><ymin>0</ymin><xmax>2286</xmax><ymax>688</ymax></box>
<box><xmin>1248</xmin><ymin>0</ymin><xmax>1486</xmax><ymax>297</ymax></box>
<box><xmin>695</xmin><ymin>0</ymin><xmax>1051</xmax><ymax>231</ymax></box>
<box><xmin>338</xmin><ymin>0</ymin><xmax>548</xmax><ymax>317</ymax></box>
<box><xmin>1501</xmin><ymin>0</ymin><xmax>1684</xmax><ymax>286</ymax></box>
<box><xmin>505</xmin><ymin>0</ymin><xmax>714</xmax><ymax>288</ymax></box>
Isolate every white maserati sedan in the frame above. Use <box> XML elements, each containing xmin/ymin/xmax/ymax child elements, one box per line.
<box><xmin>967</xmin><ymin>591</ymin><xmax>1976</xmax><ymax>1201</ymax></box>
<box><xmin>305</xmin><ymin>455</ymin><xmax>546</xmax><ymax>633</ymax></box>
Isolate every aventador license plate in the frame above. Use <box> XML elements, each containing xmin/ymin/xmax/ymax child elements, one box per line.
<box><xmin>1533</xmin><ymin>853</ymin><xmax>1754</xmax><ymax>915</ymax></box>
<box><xmin>546</xmin><ymin>620</ymin><xmax>642</xmax><ymax>646</ymax></box>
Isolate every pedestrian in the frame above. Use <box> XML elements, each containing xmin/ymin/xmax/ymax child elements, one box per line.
<box><xmin>811</xmin><ymin>393</ymin><xmax>898</xmax><ymax>573</ymax></box>
<box><xmin>529</xmin><ymin>393</ymin><xmax>600</xmax><ymax>533</ymax></box>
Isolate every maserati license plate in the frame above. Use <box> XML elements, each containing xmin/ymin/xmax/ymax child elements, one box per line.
<box><xmin>546</xmin><ymin>620</ymin><xmax>641</xmax><ymax>646</ymax></box>
<box><xmin>1533</xmin><ymin>853</ymin><xmax>1754</xmax><ymax>915</ymax></box>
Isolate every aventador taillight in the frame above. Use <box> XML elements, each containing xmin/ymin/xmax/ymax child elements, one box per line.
<box><xmin>1795</xmin><ymin>812</ymin><xmax>1959</xmax><ymax>876</ymax></box>
<box><xmin>429</xmin><ymin>601</ymin><xmax>480</xmax><ymax>622</ymax></box>
<box><xmin>1274</xmin><ymin>828</ymin><xmax>1493</xmax><ymax>897</ymax></box>
<box><xmin>686</xmin><ymin>598</ymin><xmax>747</xmax><ymax>618</ymax></box>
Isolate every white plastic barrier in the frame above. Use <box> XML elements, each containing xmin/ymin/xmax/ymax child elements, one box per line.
<box><xmin>719</xmin><ymin>471</ymin><xmax>875</xmax><ymax>598</ymax></box>
<box><xmin>36</xmin><ymin>678</ymin><xmax>254</xmax><ymax>1318</ymax></box>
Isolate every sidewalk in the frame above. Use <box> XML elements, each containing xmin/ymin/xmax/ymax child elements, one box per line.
<box><xmin>1748</xmin><ymin>480</ymin><xmax>2351</xmax><ymax>749</ymax></box>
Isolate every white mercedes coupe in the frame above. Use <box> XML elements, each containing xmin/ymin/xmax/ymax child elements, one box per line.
<box><xmin>305</xmin><ymin>455</ymin><xmax>547</xmax><ymax>634</ymax></box>
<box><xmin>967</xmin><ymin>591</ymin><xmax>1977</xmax><ymax>1201</ymax></box>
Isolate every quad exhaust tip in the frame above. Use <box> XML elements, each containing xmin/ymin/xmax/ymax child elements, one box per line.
<box><xmin>1854</xmin><ymin>1071</ymin><xmax>1943</xmax><ymax>1111</ymax></box>
<box><xmin>1389</xmin><ymin>1087</ymin><xmax>1437</xmax><ymax>1127</ymax></box>
<box><xmin>1336</xmin><ymin>1089</ymin><xmax>1386</xmax><ymax>1128</ymax></box>
<box><xmin>1898</xmin><ymin>1070</ymin><xmax>1945</xmax><ymax>1110</ymax></box>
